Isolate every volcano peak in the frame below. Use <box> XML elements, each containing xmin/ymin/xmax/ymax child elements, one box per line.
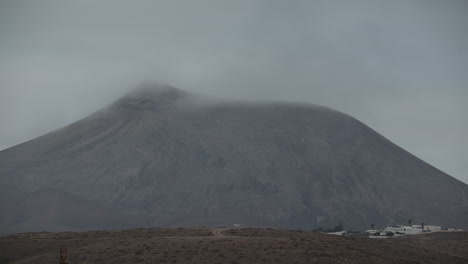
<box><xmin>115</xmin><ymin>82</ymin><xmax>187</xmax><ymax>110</ymax></box>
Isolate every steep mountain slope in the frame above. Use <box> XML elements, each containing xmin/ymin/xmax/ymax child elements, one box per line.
<box><xmin>0</xmin><ymin>188</ymin><xmax>153</xmax><ymax>235</ymax></box>
<box><xmin>0</xmin><ymin>85</ymin><xmax>467</xmax><ymax>232</ymax></box>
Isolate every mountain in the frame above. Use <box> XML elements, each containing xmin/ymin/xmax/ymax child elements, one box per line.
<box><xmin>0</xmin><ymin>84</ymin><xmax>467</xmax><ymax>233</ymax></box>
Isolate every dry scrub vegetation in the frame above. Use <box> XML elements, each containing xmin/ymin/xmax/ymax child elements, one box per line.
<box><xmin>0</xmin><ymin>228</ymin><xmax>467</xmax><ymax>264</ymax></box>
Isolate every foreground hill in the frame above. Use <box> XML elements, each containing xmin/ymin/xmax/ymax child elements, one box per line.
<box><xmin>0</xmin><ymin>84</ymin><xmax>467</xmax><ymax>233</ymax></box>
<box><xmin>0</xmin><ymin>228</ymin><xmax>467</xmax><ymax>264</ymax></box>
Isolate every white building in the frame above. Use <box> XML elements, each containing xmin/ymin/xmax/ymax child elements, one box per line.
<box><xmin>365</xmin><ymin>229</ymin><xmax>380</xmax><ymax>235</ymax></box>
<box><xmin>327</xmin><ymin>231</ymin><xmax>347</xmax><ymax>236</ymax></box>
<box><xmin>423</xmin><ymin>225</ymin><xmax>441</xmax><ymax>232</ymax></box>
<box><xmin>369</xmin><ymin>223</ymin><xmax>443</xmax><ymax>238</ymax></box>
<box><xmin>384</xmin><ymin>224</ymin><xmax>441</xmax><ymax>235</ymax></box>
<box><xmin>384</xmin><ymin>225</ymin><xmax>423</xmax><ymax>235</ymax></box>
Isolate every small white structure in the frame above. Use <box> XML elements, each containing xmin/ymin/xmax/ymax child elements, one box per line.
<box><xmin>327</xmin><ymin>231</ymin><xmax>347</xmax><ymax>236</ymax></box>
<box><xmin>423</xmin><ymin>225</ymin><xmax>441</xmax><ymax>232</ymax></box>
<box><xmin>232</xmin><ymin>224</ymin><xmax>241</xmax><ymax>228</ymax></box>
<box><xmin>365</xmin><ymin>229</ymin><xmax>380</xmax><ymax>235</ymax></box>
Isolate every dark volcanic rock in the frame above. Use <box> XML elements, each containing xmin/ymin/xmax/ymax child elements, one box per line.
<box><xmin>1</xmin><ymin>84</ymin><xmax>467</xmax><ymax>232</ymax></box>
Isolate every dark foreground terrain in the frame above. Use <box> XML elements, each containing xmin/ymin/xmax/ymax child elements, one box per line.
<box><xmin>0</xmin><ymin>228</ymin><xmax>467</xmax><ymax>264</ymax></box>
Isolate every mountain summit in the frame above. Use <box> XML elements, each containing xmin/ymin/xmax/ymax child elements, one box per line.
<box><xmin>1</xmin><ymin>84</ymin><xmax>467</xmax><ymax>233</ymax></box>
<box><xmin>113</xmin><ymin>83</ymin><xmax>188</xmax><ymax>110</ymax></box>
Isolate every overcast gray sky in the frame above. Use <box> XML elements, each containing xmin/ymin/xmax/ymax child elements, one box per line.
<box><xmin>1</xmin><ymin>0</ymin><xmax>467</xmax><ymax>183</ymax></box>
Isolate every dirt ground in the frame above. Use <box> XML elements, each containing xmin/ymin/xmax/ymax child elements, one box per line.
<box><xmin>0</xmin><ymin>228</ymin><xmax>467</xmax><ymax>264</ymax></box>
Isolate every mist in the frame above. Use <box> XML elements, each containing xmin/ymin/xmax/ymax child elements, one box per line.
<box><xmin>0</xmin><ymin>0</ymin><xmax>467</xmax><ymax>183</ymax></box>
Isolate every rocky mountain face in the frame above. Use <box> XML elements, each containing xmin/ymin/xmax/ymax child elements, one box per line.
<box><xmin>1</xmin><ymin>85</ymin><xmax>467</xmax><ymax>234</ymax></box>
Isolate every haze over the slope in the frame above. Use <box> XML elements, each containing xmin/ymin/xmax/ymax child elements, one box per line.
<box><xmin>0</xmin><ymin>0</ymin><xmax>467</xmax><ymax>183</ymax></box>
